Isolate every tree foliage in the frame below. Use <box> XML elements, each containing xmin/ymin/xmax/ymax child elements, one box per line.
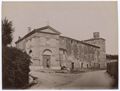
<box><xmin>106</xmin><ymin>54</ymin><xmax>118</xmax><ymax>60</ymax></box>
<box><xmin>2</xmin><ymin>18</ymin><xmax>14</xmax><ymax>46</ymax></box>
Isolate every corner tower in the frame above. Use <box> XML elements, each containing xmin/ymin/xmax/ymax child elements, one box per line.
<box><xmin>83</xmin><ymin>32</ymin><xmax>106</xmax><ymax>69</ymax></box>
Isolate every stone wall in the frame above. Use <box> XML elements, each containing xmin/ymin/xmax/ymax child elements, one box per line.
<box><xmin>59</xmin><ymin>36</ymin><xmax>100</xmax><ymax>70</ymax></box>
<box><xmin>84</xmin><ymin>38</ymin><xmax>106</xmax><ymax>68</ymax></box>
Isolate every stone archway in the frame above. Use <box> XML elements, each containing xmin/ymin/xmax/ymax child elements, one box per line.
<box><xmin>42</xmin><ymin>49</ymin><xmax>52</xmax><ymax>68</ymax></box>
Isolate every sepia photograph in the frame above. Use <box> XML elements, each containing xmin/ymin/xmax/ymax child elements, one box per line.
<box><xmin>2</xmin><ymin>1</ymin><xmax>118</xmax><ymax>89</ymax></box>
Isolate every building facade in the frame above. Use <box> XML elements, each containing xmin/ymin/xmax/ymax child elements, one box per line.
<box><xmin>15</xmin><ymin>26</ymin><xmax>106</xmax><ymax>70</ymax></box>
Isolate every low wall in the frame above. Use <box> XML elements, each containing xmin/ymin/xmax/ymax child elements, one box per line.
<box><xmin>107</xmin><ymin>62</ymin><xmax>118</xmax><ymax>78</ymax></box>
<box><xmin>107</xmin><ymin>61</ymin><xmax>118</xmax><ymax>88</ymax></box>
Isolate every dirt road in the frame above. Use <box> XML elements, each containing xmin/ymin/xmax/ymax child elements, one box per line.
<box><xmin>29</xmin><ymin>70</ymin><xmax>115</xmax><ymax>89</ymax></box>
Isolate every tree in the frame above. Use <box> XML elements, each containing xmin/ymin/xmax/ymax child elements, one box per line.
<box><xmin>2</xmin><ymin>18</ymin><xmax>31</xmax><ymax>89</ymax></box>
<box><xmin>2</xmin><ymin>18</ymin><xmax>14</xmax><ymax>46</ymax></box>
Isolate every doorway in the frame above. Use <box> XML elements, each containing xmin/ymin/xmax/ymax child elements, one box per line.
<box><xmin>42</xmin><ymin>49</ymin><xmax>52</xmax><ymax>68</ymax></box>
<box><xmin>43</xmin><ymin>55</ymin><xmax>51</xmax><ymax>68</ymax></box>
<box><xmin>71</xmin><ymin>62</ymin><xmax>74</xmax><ymax>70</ymax></box>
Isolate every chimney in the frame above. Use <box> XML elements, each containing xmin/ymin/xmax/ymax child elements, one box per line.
<box><xmin>28</xmin><ymin>27</ymin><xmax>31</xmax><ymax>33</ymax></box>
<box><xmin>93</xmin><ymin>32</ymin><xmax>100</xmax><ymax>38</ymax></box>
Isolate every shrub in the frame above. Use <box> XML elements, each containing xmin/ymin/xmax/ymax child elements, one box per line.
<box><xmin>2</xmin><ymin>46</ymin><xmax>31</xmax><ymax>89</ymax></box>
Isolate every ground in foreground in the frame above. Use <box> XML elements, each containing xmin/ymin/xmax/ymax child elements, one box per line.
<box><xmin>29</xmin><ymin>70</ymin><xmax>116</xmax><ymax>89</ymax></box>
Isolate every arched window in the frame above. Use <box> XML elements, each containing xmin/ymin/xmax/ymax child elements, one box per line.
<box><xmin>43</xmin><ymin>49</ymin><xmax>52</xmax><ymax>55</ymax></box>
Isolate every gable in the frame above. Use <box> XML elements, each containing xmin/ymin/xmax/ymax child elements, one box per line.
<box><xmin>40</xmin><ymin>29</ymin><xmax>58</xmax><ymax>34</ymax></box>
<box><xmin>36</xmin><ymin>26</ymin><xmax>61</xmax><ymax>35</ymax></box>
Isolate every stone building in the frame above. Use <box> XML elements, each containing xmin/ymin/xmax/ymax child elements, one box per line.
<box><xmin>83</xmin><ymin>32</ymin><xmax>106</xmax><ymax>68</ymax></box>
<box><xmin>15</xmin><ymin>25</ymin><xmax>106</xmax><ymax>70</ymax></box>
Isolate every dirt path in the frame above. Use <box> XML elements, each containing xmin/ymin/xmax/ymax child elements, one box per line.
<box><xmin>57</xmin><ymin>70</ymin><xmax>115</xmax><ymax>89</ymax></box>
<box><xmin>29</xmin><ymin>70</ymin><xmax>115</xmax><ymax>89</ymax></box>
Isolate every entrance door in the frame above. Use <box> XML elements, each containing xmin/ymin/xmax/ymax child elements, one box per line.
<box><xmin>43</xmin><ymin>55</ymin><xmax>51</xmax><ymax>68</ymax></box>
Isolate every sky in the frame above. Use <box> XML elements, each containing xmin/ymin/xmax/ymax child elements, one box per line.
<box><xmin>2</xmin><ymin>1</ymin><xmax>118</xmax><ymax>54</ymax></box>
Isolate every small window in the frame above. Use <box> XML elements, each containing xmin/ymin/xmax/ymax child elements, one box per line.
<box><xmin>29</xmin><ymin>49</ymin><xmax>32</xmax><ymax>54</ymax></box>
